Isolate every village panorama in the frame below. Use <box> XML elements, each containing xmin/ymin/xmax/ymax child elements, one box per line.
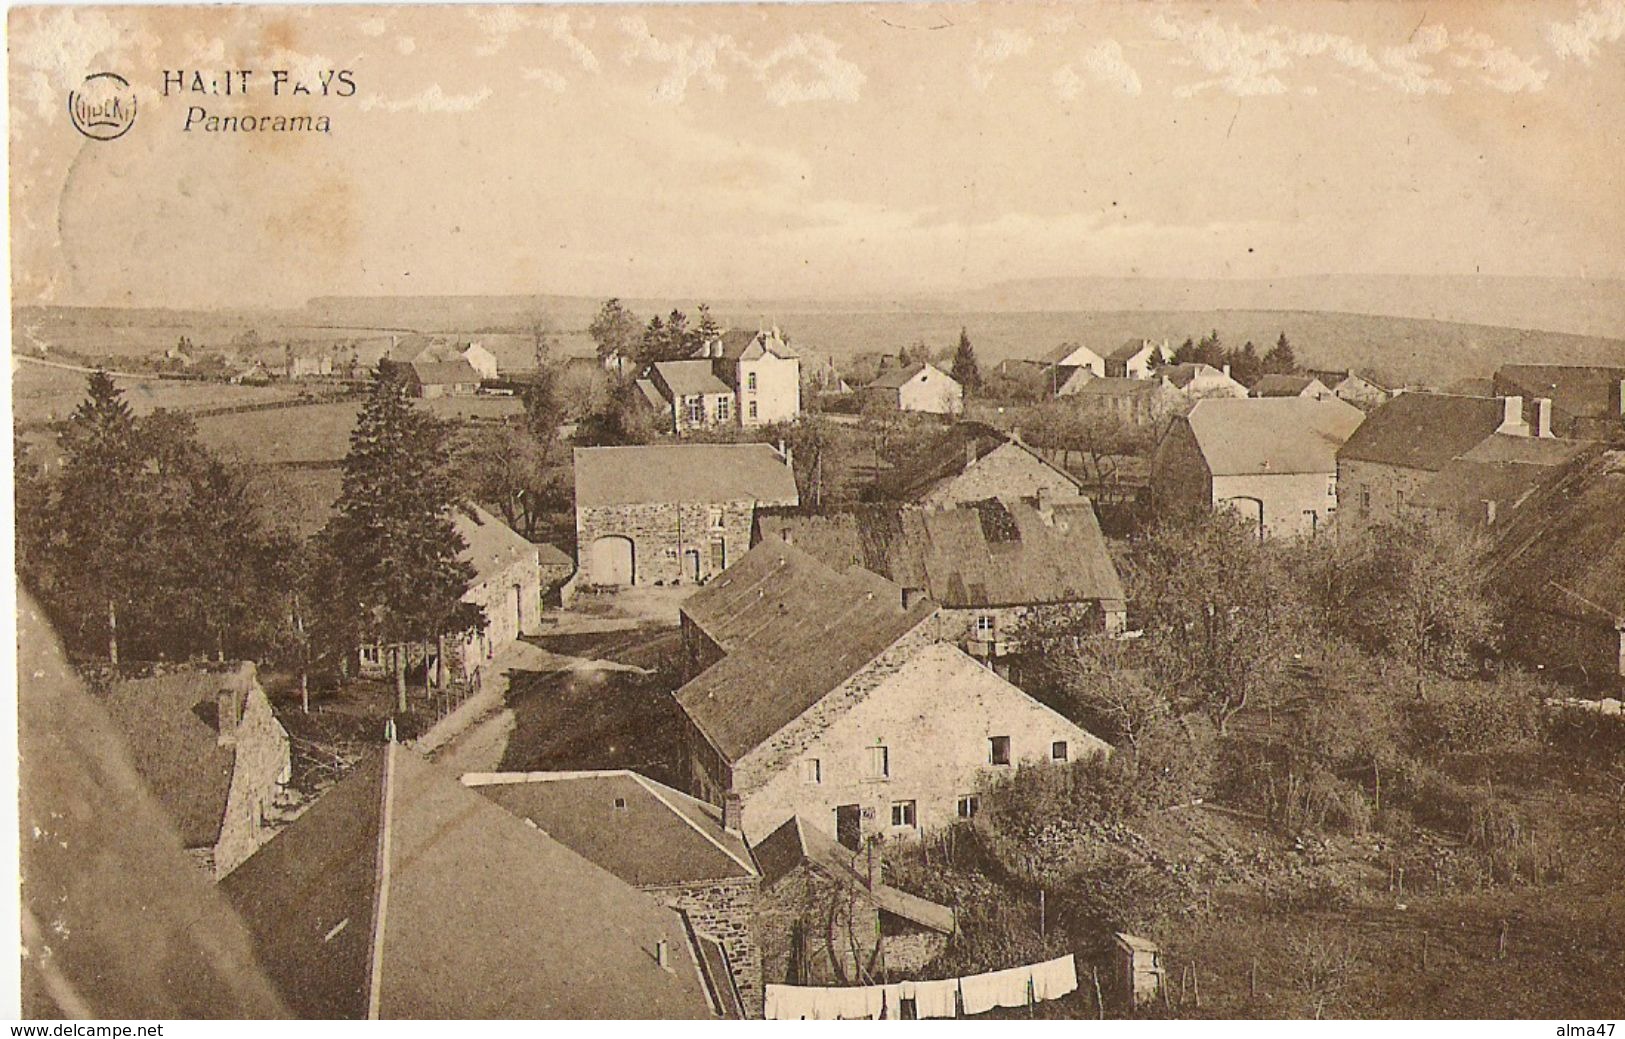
<box><xmin>10</xmin><ymin>0</ymin><xmax>1625</xmax><ymax>1027</ymax></box>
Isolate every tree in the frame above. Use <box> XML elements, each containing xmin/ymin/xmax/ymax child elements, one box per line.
<box><xmin>588</xmin><ymin>298</ymin><xmax>641</xmax><ymax>369</ymax></box>
<box><xmin>1194</xmin><ymin>329</ymin><xmax>1225</xmax><ymax>368</ymax></box>
<box><xmin>520</xmin><ymin>312</ymin><xmax>558</xmax><ymax>369</ymax></box>
<box><xmin>950</xmin><ymin>326</ymin><xmax>982</xmax><ymax>394</ymax></box>
<box><xmin>1171</xmin><ymin>337</ymin><xmax>1198</xmax><ymax>364</ymax></box>
<box><xmin>1130</xmin><ymin>511</ymin><xmax>1308</xmax><ymax>734</ymax></box>
<box><xmin>1336</xmin><ymin>520</ymin><xmax>1500</xmax><ymax>698</ymax></box>
<box><xmin>1031</xmin><ymin>630</ymin><xmax>1171</xmax><ymax>750</ymax></box>
<box><xmin>1227</xmin><ymin>340</ymin><xmax>1263</xmax><ymax>387</ymax></box>
<box><xmin>51</xmin><ymin>372</ymin><xmax>149</xmax><ymax>662</ymax></box>
<box><xmin>694</xmin><ymin>303</ymin><xmax>722</xmax><ymax>351</ymax></box>
<box><xmin>324</xmin><ymin>370</ymin><xmax>481</xmax><ymax>712</ymax></box>
<box><xmin>1263</xmin><ymin>332</ymin><xmax>1299</xmax><ymax>375</ymax></box>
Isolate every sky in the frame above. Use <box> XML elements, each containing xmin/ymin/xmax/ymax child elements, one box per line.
<box><xmin>9</xmin><ymin>1</ymin><xmax>1625</xmax><ymax>309</ymax></box>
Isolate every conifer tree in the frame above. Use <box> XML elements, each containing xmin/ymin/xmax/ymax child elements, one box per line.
<box><xmin>325</xmin><ymin>368</ymin><xmax>481</xmax><ymax>713</ymax></box>
<box><xmin>950</xmin><ymin>326</ymin><xmax>982</xmax><ymax>394</ymax></box>
<box><xmin>1263</xmin><ymin>332</ymin><xmax>1299</xmax><ymax>375</ymax></box>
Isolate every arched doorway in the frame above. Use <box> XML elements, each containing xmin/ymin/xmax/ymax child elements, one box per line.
<box><xmin>590</xmin><ymin>535</ymin><xmax>635</xmax><ymax>586</ymax></box>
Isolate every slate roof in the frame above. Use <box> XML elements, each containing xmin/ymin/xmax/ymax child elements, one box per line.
<box><xmin>634</xmin><ymin>377</ymin><xmax>667</xmax><ymax>409</ymax></box>
<box><xmin>408</xmin><ymin>358</ymin><xmax>481</xmax><ymax>385</ymax></box>
<box><xmin>757</xmin><ymin>498</ymin><xmax>1125</xmax><ymax>609</ymax></box>
<box><xmin>1251</xmin><ymin>374</ymin><xmax>1325</xmax><ymax>397</ymax></box>
<box><xmin>99</xmin><ymin>663</ymin><xmax>262</xmax><ymax>849</ymax></box>
<box><xmin>19</xmin><ymin>593</ymin><xmax>289</xmax><ymax>1019</ymax></box>
<box><xmin>463</xmin><ymin>770</ymin><xmax>757</xmax><ymax>888</ymax></box>
<box><xmin>1159</xmin><ymin>362</ymin><xmax>1241</xmax><ymax>390</ymax></box>
<box><xmin>751</xmin><ymin>815</ymin><xmax>956</xmax><ymax>934</ymax></box>
<box><xmin>1181</xmin><ymin>397</ymin><xmax>1365</xmax><ymax>476</ymax></box>
<box><xmin>1043</xmin><ymin>342</ymin><xmax>1104</xmax><ymax>365</ymax></box>
<box><xmin>454</xmin><ymin>504</ymin><xmax>536</xmax><ymax>581</ymax></box>
<box><xmin>1495</xmin><ymin>364</ymin><xmax>1625</xmax><ymax>422</ymax></box>
<box><xmin>676</xmin><ymin>539</ymin><xmax>937</xmax><ymax>763</ymax></box>
<box><xmin>868</xmin><ymin>363</ymin><xmax>932</xmax><ymax>389</ymax></box>
<box><xmin>653</xmin><ymin>359</ymin><xmax>731</xmax><ymax>396</ymax></box>
<box><xmin>1337</xmin><ymin>393</ymin><xmax>1508</xmax><ymax>471</ymax></box>
<box><xmin>574</xmin><ymin>444</ymin><xmax>799</xmax><ymax>509</ymax></box>
<box><xmin>221</xmin><ymin>743</ymin><xmax>728</xmax><ymax>1019</ymax></box>
<box><xmin>1067</xmin><ymin>377</ymin><xmax>1165</xmax><ymax>398</ymax></box>
<box><xmin>1486</xmin><ymin>449</ymin><xmax>1625</xmax><ymax>627</ymax></box>
<box><xmin>1414</xmin><ymin>436</ymin><xmax>1589</xmax><ymax>523</ymax></box>
<box><xmin>1107</xmin><ymin>338</ymin><xmax>1160</xmax><ymax>361</ymax></box>
<box><xmin>886</xmin><ymin>421</ymin><xmax>1079</xmax><ymax>502</ymax></box>
<box><xmin>709</xmin><ymin>328</ymin><xmax>799</xmax><ymax>361</ymax></box>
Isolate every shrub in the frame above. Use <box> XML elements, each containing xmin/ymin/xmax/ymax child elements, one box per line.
<box><xmin>1406</xmin><ymin>673</ymin><xmax>1541</xmax><ymax>758</ymax></box>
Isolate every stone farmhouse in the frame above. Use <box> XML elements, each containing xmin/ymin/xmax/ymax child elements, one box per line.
<box><xmin>751</xmin><ymin>815</ymin><xmax>955</xmax><ymax>987</ymax></box>
<box><xmin>1152</xmin><ymin>397</ymin><xmax>1365</xmax><ymax>539</ymax></box>
<box><xmin>755</xmin><ymin>495</ymin><xmax>1128</xmax><ymax>665</ymax></box>
<box><xmin>1157</xmin><ymin>362</ymin><xmax>1249</xmax><ymax>399</ymax></box>
<box><xmin>222</xmin><ymin>743</ymin><xmax>741</xmax><ymax>1019</ymax></box>
<box><xmin>573</xmin><ymin>443</ymin><xmax>799</xmax><ymax>588</ymax></box>
<box><xmin>674</xmin><ymin>539</ymin><xmax>1107</xmax><ymax>845</ymax></box>
<box><xmin>1251</xmin><ymin>374</ymin><xmax>1333</xmax><ymax>400</ymax></box>
<box><xmin>101</xmin><ymin>662</ymin><xmax>292</xmax><ymax>878</ymax></box>
<box><xmin>1336</xmin><ymin>392</ymin><xmax>1545</xmax><ymax>537</ymax></box>
<box><xmin>361</xmin><ymin>505</ymin><xmax>553</xmax><ymax>681</ymax></box>
<box><xmin>1411</xmin><ymin>433</ymin><xmax>1592</xmax><ymax>530</ymax></box>
<box><xmin>884</xmin><ymin>422</ymin><xmax>1084</xmax><ymax>506</ymax></box>
<box><xmin>1104</xmin><ymin>338</ymin><xmax>1172</xmax><ymax>379</ymax></box>
<box><xmin>640</xmin><ymin>360</ymin><xmax>737</xmax><ymax>433</ymax></box>
<box><xmin>464</xmin><ymin>769</ymin><xmax>761</xmax><ymax>1016</ymax></box>
<box><xmin>1307</xmin><ymin>369</ymin><xmax>1396</xmax><ymax>409</ymax></box>
<box><xmin>864</xmin><ymin>362</ymin><xmax>963</xmax><ymax>415</ymax></box>
<box><xmin>397</xmin><ymin>358</ymin><xmax>483</xmax><ymax>398</ymax></box>
<box><xmin>1492</xmin><ymin>364</ymin><xmax>1625</xmax><ymax>439</ymax></box>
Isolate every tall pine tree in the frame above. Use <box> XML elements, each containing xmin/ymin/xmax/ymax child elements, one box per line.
<box><xmin>1262</xmin><ymin>332</ymin><xmax>1299</xmax><ymax>375</ymax></box>
<box><xmin>950</xmin><ymin>327</ymin><xmax>982</xmax><ymax>394</ymax></box>
<box><xmin>325</xmin><ymin>369</ymin><xmax>481</xmax><ymax>713</ymax></box>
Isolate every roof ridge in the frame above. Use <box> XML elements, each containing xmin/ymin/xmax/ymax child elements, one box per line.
<box><xmin>365</xmin><ymin>741</ymin><xmax>399</xmax><ymax>1020</ymax></box>
<box><xmin>629</xmin><ymin>773</ymin><xmax>758</xmax><ymax>877</ymax></box>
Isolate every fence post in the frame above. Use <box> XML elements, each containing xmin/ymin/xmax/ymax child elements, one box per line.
<box><xmin>1091</xmin><ymin>966</ymin><xmax>1104</xmax><ymax>1020</ymax></box>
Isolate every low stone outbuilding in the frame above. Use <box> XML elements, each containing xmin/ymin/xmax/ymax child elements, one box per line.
<box><xmin>573</xmin><ymin>443</ymin><xmax>799</xmax><ymax>588</ymax></box>
<box><xmin>864</xmin><ymin>363</ymin><xmax>963</xmax><ymax>415</ymax></box>
<box><xmin>101</xmin><ymin>662</ymin><xmax>292</xmax><ymax>878</ymax></box>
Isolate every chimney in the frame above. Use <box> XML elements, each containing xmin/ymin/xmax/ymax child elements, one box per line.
<box><xmin>1009</xmin><ymin>425</ymin><xmax>1023</xmax><ymax>444</ymax></box>
<box><xmin>1617</xmin><ymin>378</ymin><xmax>1625</xmax><ymax>417</ymax></box>
<box><xmin>1484</xmin><ymin>499</ymin><xmax>1498</xmax><ymax>526</ymax></box>
<box><xmin>722</xmin><ymin>793</ymin><xmax>743</xmax><ymax>834</ymax></box>
<box><xmin>1035</xmin><ymin>486</ymin><xmax>1053</xmax><ymax>514</ymax></box>
<box><xmin>1534</xmin><ymin>397</ymin><xmax>1553</xmax><ymax>439</ymax></box>
<box><xmin>1496</xmin><ymin>395</ymin><xmax>1527</xmax><ymax>436</ymax></box>
<box><xmin>655</xmin><ymin>939</ymin><xmax>670</xmax><ymax>970</ymax></box>
<box><xmin>902</xmin><ymin>586</ymin><xmax>926</xmax><ymax>610</ymax></box>
<box><xmin>1222</xmin><ymin>363</ymin><xmax>1231</xmax><ymax>379</ymax></box>
<box><xmin>216</xmin><ymin>686</ymin><xmax>239</xmax><ymax>748</ymax></box>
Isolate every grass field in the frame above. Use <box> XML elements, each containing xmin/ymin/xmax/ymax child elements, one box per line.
<box><xmin>11</xmin><ymin>360</ymin><xmax>306</xmax><ymax>427</ymax></box>
<box><xmin>191</xmin><ymin>401</ymin><xmax>361</xmax><ymax>466</ymax></box>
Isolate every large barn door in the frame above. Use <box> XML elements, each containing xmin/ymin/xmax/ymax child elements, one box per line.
<box><xmin>590</xmin><ymin>536</ymin><xmax>635</xmax><ymax>586</ymax></box>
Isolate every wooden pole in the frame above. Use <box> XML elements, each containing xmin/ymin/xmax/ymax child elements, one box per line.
<box><xmin>1192</xmin><ymin>965</ymin><xmax>1201</xmax><ymax>1008</ymax></box>
<box><xmin>1092</xmin><ymin>966</ymin><xmax>1105</xmax><ymax>1020</ymax></box>
<box><xmin>1250</xmin><ymin>957</ymin><xmax>1257</xmax><ymax>998</ymax></box>
<box><xmin>1039</xmin><ymin>889</ymin><xmax>1046</xmax><ymax>938</ymax></box>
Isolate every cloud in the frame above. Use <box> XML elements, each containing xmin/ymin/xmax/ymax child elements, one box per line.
<box><xmin>538</xmin><ymin>11</ymin><xmax>599</xmax><ymax>72</ymax></box>
<box><xmin>359</xmin><ymin>83</ymin><xmax>492</xmax><ymax>113</ymax></box>
<box><xmin>619</xmin><ymin>18</ymin><xmax>862</xmax><ymax>106</ymax></box>
<box><xmin>1148</xmin><ymin>12</ymin><xmax>1546</xmax><ymax>96</ymax></box>
<box><xmin>522</xmin><ymin>68</ymin><xmax>568</xmax><ymax>93</ymax></box>
<box><xmin>1547</xmin><ymin>0</ymin><xmax>1625</xmax><ymax>61</ymax></box>
<box><xmin>744</xmin><ymin>32</ymin><xmax>865</xmax><ymax>106</ymax></box>
<box><xmin>1055</xmin><ymin>39</ymin><xmax>1143</xmax><ymax>97</ymax></box>
<box><xmin>970</xmin><ymin>29</ymin><xmax>1034</xmax><ymax>90</ymax></box>
<box><xmin>619</xmin><ymin>15</ymin><xmax>733</xmax><ymax>103</ymax></box>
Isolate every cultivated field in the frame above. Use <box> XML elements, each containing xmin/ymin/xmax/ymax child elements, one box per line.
<box><xmin>192</xmin><ymin>401</ymin><xmax>361</xmax><ymax>466</ymax></box>
<box><xmin>11</xmin><ymin>359</ymin><xmax>306</xmax><ymax>427</ymax></box>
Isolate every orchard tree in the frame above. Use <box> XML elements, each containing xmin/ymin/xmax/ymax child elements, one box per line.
<box><xmin>1129</xmin><ymin>510</ymin><xmax>1308</xmax><ymax>734</ymax></box>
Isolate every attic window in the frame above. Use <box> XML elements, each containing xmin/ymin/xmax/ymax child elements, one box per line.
<box><xmin>613</xmin><ymin>797</ymin><xmax>628</xmax><ymax>810</ymax></box>
<box><xmin>990</xmin><ymin>736</ymin><xmax>1011</xmax><ymax>766</ymax></box>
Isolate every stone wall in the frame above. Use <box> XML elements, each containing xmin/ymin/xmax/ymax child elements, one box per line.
<box><xmin>921</xmin><ymin>441</ymin><xmax>1083</xmax><ymax>507</ymax></box>
<box><xmin>1212</xmin><ymin>471</ymin><xmax>1339</xmax><ymax>539</ymax></box>
<box><xmin>1149</xmin><ymin>419</ymin><xmax>1212</xmax><ymax>515</ymax></box>
<box><xmin>736</xmin><ymin>623</ymin><xmax>1109</xmax><ymax>844</ymax></box>
<box><xmin>577</xmin><ymin>499</ymin><xmax>760</xmax><ymax>586</ymax></box>
<box><xmin>214</xmin><ymin>671</ymin><xmax>292</xmax><ymax>878</ymax></box>
<box><xmin>645</xmin><ymin>875</ymin><xmax>763</xmax><ymax>1016</ymax></box>
<box><xmin>1336</xmin><ymin>459</ymin><xmax>1434</xmax><ymax>538</ymax></box>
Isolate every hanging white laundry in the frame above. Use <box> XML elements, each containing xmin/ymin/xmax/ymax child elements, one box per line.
<box><xmin>827</xmin><ymin>985</ymin><xmax>879</xmax><ymax>1020</ymax></box>
<box><xmin>1031</xmin><ymin>955</ymin><xmax>1079</xmax><ymax>1002</ymax></box>
<box><xmin>876</xmin><ymin>984</ymin><xmax>906</xmax><ymax>1019</ymax></box>
<box><xmin>959</xmin><ymin>964</ymin><xmax>1034</xmax><ymax>1015</ymax></box>
<box><xmin>907</xmin><ymin>978</ymin><xmax>962</xmax><ymax>1019</ymax></box>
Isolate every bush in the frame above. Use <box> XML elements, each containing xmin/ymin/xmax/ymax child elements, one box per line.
<box><xmin>1407</xmin><ymin>673</ymin><xmax>1541</xmax><ymax>758</ymax></box>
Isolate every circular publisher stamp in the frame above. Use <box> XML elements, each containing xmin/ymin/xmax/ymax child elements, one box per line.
<box><xmin>68</xmin><ymin>72</ymin><xmax>137</xmax><ymax>141</ymax></box>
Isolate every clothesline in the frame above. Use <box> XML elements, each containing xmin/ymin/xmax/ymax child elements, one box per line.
<box><xmin>763</xmin><ymin>953</ymin><xmax>1078</xmax><ymax>1020</ymax></box>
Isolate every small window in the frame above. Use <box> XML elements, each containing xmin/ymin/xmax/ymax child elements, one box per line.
<box><xmin>869</xmin><ymin>746</ymin><xmax>890</xmax><ymax>779</ymax></box>
<box><xmin>956</xmin><ymin>794</ymin><xmax>979</xmax><ymax>819</ymax></box>
<box><xmin>613</xmin><ymin>797</ymin><xmax>628</xmax><ymax>810</ymax></box>
<box><xmin>1361</xmin><ymin>488</ymin><xmax>1371</xmax><ymax>510</ymax></box>
<box><xmin>802</xmin><ymin>758</ymin><xmax>822</xmax><ymax>784</ymax></box>
<box><xmin>975</xmin><ymin>614</ymin><xmax>996</xmax><ymax>637</ymax></box>
<box><xmin>747</xmin><ymin>372</ymin><xmax>758</xmax><ymax>391</ymax></box>
<box><xmin>989</xmin><ymin>736</ymin><xmax>1011</xmax><ymax>766</ymax></box>
<box><xmin>715</xmin><ymin>397</ymin><xmax>731</xmax><ymax>422</ymax></box>
<box><xmin>890</xmin><ymin>800</ymin><xmax>917</xmax><ymax>828</ymax></box>
<box><xmin>1052</xmin><ymin>741</ymin><xmax>1068</xmax><ymax>762</ymax></box>
<box><xmin>360</xmin><ymin>645</ymin><xmax>382</xmax><ymax>666</ymax></box>
<box><xmin>749</xmin><ymin>401</ymin><xmax>758</xmax><ymax>419</ymax></box>
<box><xmin>686</xmin><ymin>398</ymin><xmax>705</xmax><ymax>423</ymax></box>
<box><xmin>707</xmin><ymin>506</ymin><xmax>725</xmax><ymax>530</ymax></box>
